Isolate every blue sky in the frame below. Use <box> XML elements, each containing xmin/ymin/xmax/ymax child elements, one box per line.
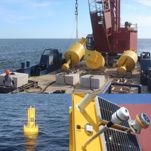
<box><xmin>0</xmin><ymin>0</ymin><xmax>151</xmax><ymax>38</ymax></box>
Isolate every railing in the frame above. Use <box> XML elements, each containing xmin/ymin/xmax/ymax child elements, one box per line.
<box><xmin>109</xmin><ymin>83</ymin><xmax>142</xmax><ymax>94</ymax></box>
<box><xmin>88</xmin><ymin>0</ymin><xmax>104</xmax><ymax>25</ymax></box>
<box><xmin>121</xmin><ymin>23</ymin><xmax>138</xmax><ymax>31</ymax></box>
<box><xmin>88</xmin><ymin>0</ymin><xmax>103</xmax><ymax>13</ymax></box>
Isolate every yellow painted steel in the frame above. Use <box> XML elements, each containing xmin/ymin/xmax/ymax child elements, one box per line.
<box><xmin>69</xmin><ymin>94</ymin><xmax>102</xmax><ymax>151</ymax></box>
<box><xmin>62</xmin><ymin>38</ymin><xmax>86</xmax><ymax>71</ymax></box>
<box><xmin>117</xmin><ymin>50</ymin><xmax>138</xmax><ymax>74</ymax></box>
<box><xmin>24</xmin><ymin>106</ymin><xmax>39</xmax><ymax>138</ymax></box>
<box><xmin>69</xmin><ymin>108</ymin><xmax>73</xmax><ymax>151</ymax></box>
<box><xmin>84</xmin><ymin>50</ymin><xmax>105</xmax><ymax>70</ymax></box>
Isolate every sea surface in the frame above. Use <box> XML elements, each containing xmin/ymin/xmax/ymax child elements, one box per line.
<box><xmin>0</xmin><ymin>39</ymin><xmax>151</xmax><ymax>73</ymax></box>
<box><xmin>0</xmin><ymin>94</ymin><xmax>70</xmax><ymax>151</ymax></box>
<box><xmin>0</xmin><ymin>39</ymin><xmax>75</xmax><ymax>73</ymax></box>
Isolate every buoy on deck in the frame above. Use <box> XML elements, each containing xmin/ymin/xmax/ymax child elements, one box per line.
<box><xmin>84</xmin><ymin>50</ymin><xmax>105</xmax><ymax>70</ymax></box>
<box><xmin>23</xmin><ymin>106</ymin><xmax>39</xmax><ymax>137</ymax></box>
<box><xmin>62</xmin><ymin>38</ymin><xmax>86</xmax><ymax>71</ymax></box>
<box><xmin>117</xmin><ymin>50</ymin><xmax>138</xmax><ymax>74</ymax></box>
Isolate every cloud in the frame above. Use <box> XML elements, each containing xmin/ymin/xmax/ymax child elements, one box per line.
<box><xmin>133</xmin><ymin>0</ymin><xmax>151</xmax><ymax>7</ymax></box>
<box><xmin>32</xmin><ymin>2</ymin><xmax>51</xmax><ymax>8</ymax></box>
<box><xmin>0</xmin><ymin>0</ymin><xmax>55</xmax><ymax>24</ymax></box>
<box><xmin>0</xmin><ymin>0</ymin><xmax>58</xmax><ymax>9</ymax></box>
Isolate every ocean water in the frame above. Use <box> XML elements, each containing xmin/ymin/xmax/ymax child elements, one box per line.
<box><xmin>138</xmin><ymin>39</ymin><xmax>151</xmax><ymax>55</ymax></box>
<box><xmin>0</xmin><ymin>94</ymin><xmax>70</xmax><ymax>151</ymax></box>
<box><xmin>0</xmin><ymin>39</ymin><xmax>75</xmax><ymax>73</ymax></box>
<box><xmin>0</xmin><ymin>39</ymin><xmax>151</xmax><ymax>73</ymax></box>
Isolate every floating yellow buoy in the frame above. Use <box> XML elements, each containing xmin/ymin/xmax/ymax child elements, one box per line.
<box><xmin>23</xmin><ymin>106</ymin><xmax>39</xmax><ymax>138</ymax></box>
<box><xmin>117</xmin><ymin>50</ymin><xmax>138</xmax><ymax>74</ymax></box>
<box><xmin>62</xmin><ymin>38</ymin><xmax>86</xmax><ymax>71</ymax></box>
<box><xmin>84</xmin><ymin>50</ymin><xmax>105</xmax><ymax>70</ymax></box>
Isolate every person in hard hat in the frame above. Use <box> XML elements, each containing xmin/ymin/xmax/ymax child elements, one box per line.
<box><xmin>3</xmin><ymin>70</ymin><xmax>15</xmax><ymax>87</ymax></box>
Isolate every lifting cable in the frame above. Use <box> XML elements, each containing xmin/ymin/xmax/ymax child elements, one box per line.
<box><xmin>75</xmin><ymin>0</ymin><xmax>78</xmax><ymax>40</ymax></box>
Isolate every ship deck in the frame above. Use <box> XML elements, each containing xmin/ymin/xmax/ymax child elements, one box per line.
<box><xmin>22</xmin><ymin>63</ymin><xmax>149</xmax><ymax>94</ymax></box>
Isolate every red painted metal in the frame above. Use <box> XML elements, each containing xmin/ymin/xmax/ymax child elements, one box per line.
<box><xmin>121</xmin><ymin>104</ymin><xmax>151</xmax><ymax>151</ymax></box>
<box><xmin>88</xmin><ymin>0</ymin><xmax>137</xmax><ymax>54</ymax></box>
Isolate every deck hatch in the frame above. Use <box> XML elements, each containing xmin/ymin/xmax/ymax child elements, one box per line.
<box><xmin>96</xmin><ymin>97</ymin><xmax>130</xmax><ymax>128</ymax></box>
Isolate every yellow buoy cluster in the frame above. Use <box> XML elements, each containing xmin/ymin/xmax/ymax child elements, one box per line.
<box><xmin>23</xmin><ymin>106</ymin><xmax>39</xmax><ymax>138</ymax></box>
<box><xmin>84</xmin><ymin>50</ymin><xmax>105</xmax><ymax>70</ymax></box>
<box><xmin>62</xmin><ymin>36</ymin><xmax>138</xmax><ymax>73</ymax></box>
<box><xmin>62</xmin><ymin>38</ymin><xmax>86</xmax><ymax>71</ymax></box>
<box><xmin>117</xmin><ymin>50</ymin><xmax>138</xmax><ymax>74</ymax></box>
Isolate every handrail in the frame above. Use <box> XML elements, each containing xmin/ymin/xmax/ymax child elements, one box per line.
<box><xmin>109</xmin><ymin>83</ymin><xmax>142</xmax><ymax>94</ymax></box>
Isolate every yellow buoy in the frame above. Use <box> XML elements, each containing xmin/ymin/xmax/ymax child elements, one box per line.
<box><xmin>117</xmin><ymin>50</ymin><xmax>138</xmax><ymax>74</ymax></box>
<box><xmin>23</xmin><ymin>106</ymin><xmax>39</xmax><ymax>137</ymax></box>
<box><xmin>69</xmin><ymin>94</ymin><xmax>101</xmax><ymax>151</ymax></box>
<box><xmin>62</xmin><ymin>38</ymin><xmax>86</xmax><ymax>71</ymax></box>
<box><xmin>85</xmin><ymin>50</ymin><xmax>105</xmax><ymax>70</ymax></box>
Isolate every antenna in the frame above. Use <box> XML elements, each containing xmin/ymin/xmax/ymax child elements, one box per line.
<box><xmin>75</xmin><ymin>0</ymin><xmax>78</xmax><ymax>40</ymax></box>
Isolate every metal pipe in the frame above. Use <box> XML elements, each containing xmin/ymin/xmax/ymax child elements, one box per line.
<box><xmin>77</xmin><ymin>80</ymin><xmax>112</xmax><ymax>112</ymax></box>
<box><xmin>101</xmin><ymin>80</ymin><xmax>112</xmax><ymax>93</ymax></box>
<box><xmin>82</xmin><ymin>126</ymin><xmax>108</xmax><ymax>149</ymax></box>
<box><xmin>76</xmin><ymin>93</ymin><xmax>96</xmax><ymax>112</ymax></box>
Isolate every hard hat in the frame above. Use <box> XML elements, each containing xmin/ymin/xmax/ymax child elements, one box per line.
<box><xmin>6</xmin><ymin>69</ymin><xmax>10</xmax><ymax>75</ymax></box>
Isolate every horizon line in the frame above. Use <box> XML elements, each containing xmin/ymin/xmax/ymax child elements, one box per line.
<box><xmin>0</xmin><ymin>37</ymin><xmax>151</xmax><ymax>39</ymax></box>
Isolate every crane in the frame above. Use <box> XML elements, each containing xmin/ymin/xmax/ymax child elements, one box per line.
<box><xmin>87</xmin><ymin>0</ymin><xmax>138</xmax><ymax>55</ymax></box>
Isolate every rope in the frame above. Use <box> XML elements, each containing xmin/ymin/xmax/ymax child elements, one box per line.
<box><xmin>75</xmin><ymin>0</ymin><xmax>78</xmax><ymax>40</ymax></box>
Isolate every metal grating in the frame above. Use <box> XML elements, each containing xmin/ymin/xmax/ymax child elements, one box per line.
<box><xmin>101</xmin><ymin>127</ymin><xmax>141</xmax><ymax>151</ymax></box>
<box><xmin>96</xmin><ymin>97</ymin><xmax>130</xmax><ymax>128</ymax></box>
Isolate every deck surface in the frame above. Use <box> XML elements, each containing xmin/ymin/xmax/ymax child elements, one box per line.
<box><xmin>24</xmin><ymin>63</ymin><xmax>149</xmax><ymax>94</ymax></box>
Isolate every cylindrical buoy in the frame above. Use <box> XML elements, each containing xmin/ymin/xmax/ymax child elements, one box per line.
<box><xmin>129</xmin><ymin>112</ymin><xmax>151</xmax><ymax>134</ymax></box>
<box><xmin>111</xmin><ymin>107</ymin><xmax>130</xmax><ymax>124</ymax></box>
<box><xmin>84</xmin><ymin>50</ymin><xmax>105</xmax><ymax>70</ymax></box>
<box><xmin>62</xmin><ymin>38</ymin><xmax>86</xmax><ymax>71</ymax></box>
<box><xmin>136</xmin><ymin>113</ymin><xmax>151</xmax><ymax>129</ymax></box>
<box><xmin>23</xmin><ymin>106</ymin><xmax>39</xmax><ymax>137</ymax></box>
<box><xmin>117</xmin><ymin>50</ymin><xmax>138</xmax><ymax>74</ymax></box>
